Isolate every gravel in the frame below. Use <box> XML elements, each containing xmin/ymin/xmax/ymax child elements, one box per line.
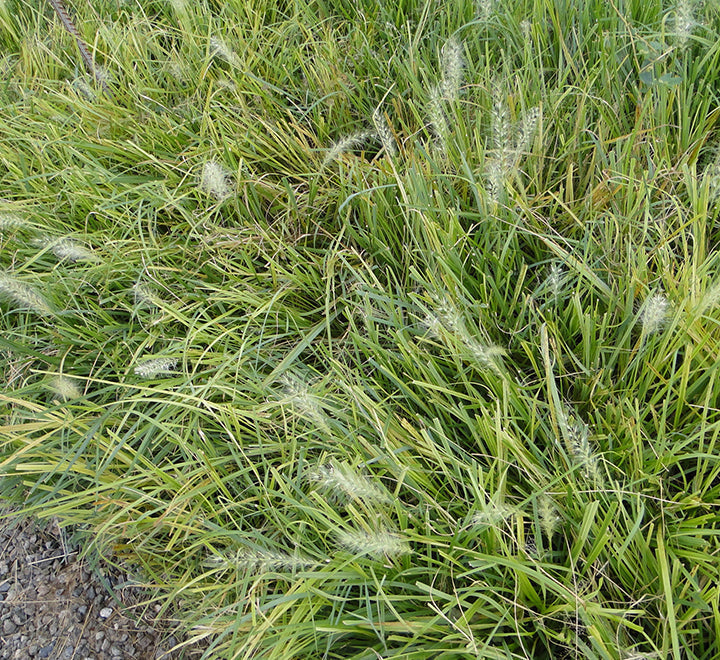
<box><xmin>0</xmin><ymin>509</ymin><xmax>204</xmax><ymax>660</ymax></box>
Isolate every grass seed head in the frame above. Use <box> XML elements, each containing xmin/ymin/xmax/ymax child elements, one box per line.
<box><xmin>706</xmin><ymin>148</ymin><xmax>720</xmax><ymax>198</ymax></box>
<box><xmin>431</xmin><ymin>295</ymin><xmax>463</xmax><ymax>333</ymax></box>
<box><xmin>491</xmin><ymin>90</ymin><xmax>511</xmax><ymax>156</ymax></box>
<box><xmin>640</xmin><ymin>293</ymin><xmax>671</xmax><ymax>335</ymax></box>
<box><xmin>280</xmin><ymin>372</ymin><xmax>328</xmax><ymax>428</ymax></box>
<box><xmin>547</xmin><ymin>263</ymin><xmax>564</xmax><ymax>299</ymax></box>
<box><xmin>0</xmin><ymin>273</ymin><xmax>54</xmax><ymax>317</ymax></box>
<box><xmin>48</xmin><ymin>376</ymin><xmax>82</xmax><ymax>401</ymax></box>
<box><xmin>520</xmin><ymin>20</ymin><xmax>532</xmax><ymax>40</ymax></box>
<box><xmin>205</xmin><ymin>548</ymin><xmax>318</xmax><ymax>573</ymax></box>
<box><xmin>440</xmin><ymin>37</ymin><xmax>464</xmax><ymax>102</ymax></box>
<box><xmin>34</xmin><ymin>237</ymin><xmax>99</xmax><ymax>263</ymax></box>
<box><xmin>337</xmin><ymin>528</ymin><xmax>410</xmax><ymax>559</ymax></box>
<box><xmin>673</xmin><ymin>0</ymin><xmax>696</xmax><ymax>48</ymax></box>
<box><xmin>322</xmin><ymin>129</ymin><xmax>377</xmax><ymax>168</ymax></box>
<box><xmin>538</xmin><ymin>494</ymin><xmax>560</xmax><ymax>540</ymax></box>
<box><xmin>485</xmin><ymin>157</ymin><xmax>504</xmax><ymax>203</ymax></box>
<box><xmin>372</xmin><ymin>109</ymin><xmax>397</xmax><ymax>158</ymax></box>
<box><xmin>0</xmin><ymin>213</ymin><xmax>26</xmax><ymax>232</ymax></box>
<box><xmin>472</xmin><ymin>502</ymin><xmax>516</xmax><ymax>527</ymax></box>
<box><xmin>427</xmin><ymin>84</ymin><xmax>449</xmax><ymax>143</ymax></box>
<box><xmin>168</xmin><ymin>0</ymin><xmax>187</xmax><ymax>16</ymax></box>
<box><xmin>466</xmin><ymin>340</ymin><xmax>505</xmax><ymax>373</ymax></box>
<box><xmin>559</xmin><ymin>409</ymin><xmax>603</xmax><ymax>486</ymax></box>
<box><xmin>309</xmin><ymin>462</ymin><xmax>390</xmax><ymax>504</ymax></box>
<box><xmin>200</xmin><ymin>161</ymin><xmax>233</xmax><ymax>200</ymax></box>
<box><xmin>210</xmin><ymin>37</ymin><xmax>239</xmax><ymax>67</ymax></box>
<box><xmin>132</xmin><ymin>283</ymin><xmax>162</xmax><ymax>309</ymax></box>
<box><xmin>515</xmin><ymin>107</ymin><xmax>540</xmax><ymax>156</ymax></box>
<box><xmin>476</xmin><ymin>0</ymin><xmax>495</xmax><ymax>22</ymax></box>
<box><xmin>134</xmin><ymin>357</ymin><xmax>177</xmax><ymax>378</ymax></box>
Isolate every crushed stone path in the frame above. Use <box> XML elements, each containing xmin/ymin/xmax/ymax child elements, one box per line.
<box><xmin>0</xmin><ymin>509</ymin><xmax>202</xmax><ymax>660</ymax></box>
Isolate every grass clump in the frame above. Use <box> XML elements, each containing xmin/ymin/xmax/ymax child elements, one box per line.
<box><xmin>1</xmin><ymin>0</ymin><xmax>720</xmax><ymax>659</ymax></box>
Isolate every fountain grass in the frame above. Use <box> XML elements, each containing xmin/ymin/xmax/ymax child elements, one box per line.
<box><xmin>1</xmin><ymin>0</ymin><xmax>720</xmax><ymax>658</ymax></box>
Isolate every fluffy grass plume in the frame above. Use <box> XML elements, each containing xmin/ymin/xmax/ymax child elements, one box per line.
<box><xmin>476</xmin><ymin>0</ymin><xmax>495</xmax><ymax>22</ymax></box>
<box><xmin>337</xmin><ymin>527</ymin><xmax>411</xmax><ymax>559</ymax></box>
<box><xmin>132</xmin><ymin>282</ymin><xmax>163</xmax><ymax>309</ymax></box>
<box><xmin>308</xmin><ymin>461</ymin><xmax>391</xmax><ymax>504</ymax></box>
<box><xmin>33</xmin><ymin>236</ymin><xmax>100</xmax><ymax>263</ymax></box>
<box><xmin>639</xmin><ymin>292</ymin><xmax>671</xmax><ymax>335</ymax></box>
<box><xmin>47</xmin><ymin>375</ymin><xmax>82</xmax><ymax>401</ymax></box>
<box><xmin>486</xmin><ymin>87</ymin><xmax>540</xmax><ymax>201</ymax></box>
<box><xmin>209</xmin><ymin>36</ymin><xmax>239</xmax><ymax>67</ymax></box>
<box><xmin>133</xmin><ymin>357</ymin><xmax>177</xmax><ymax>378</ymax></box>
<box><xmin>205</xmin><ymin>548</ymin><xmax>319</xmax><ymax>573</ymax></box>
<box><xmin>0</xmin><ymin>273</ymin><xmax>53</xmax><ymax>316</ymax></box>
<box><xmin>558</xmin><ymin>407</ymin><xmax>603</xmax><ymax>487</ymax></box>
<box><xmin>372</xmin><ymin>108</ymin><xmax>397</xmax><ymax>158</ymax></box>
<box><xmin>471</xmin><ymin>501</ymin><xmax>516</xmax><ymax>527</ymax></box>
<box><xmin>322</xmin><ymin>129</ymin><xmax>377</xmax><ymax>167</ymax></box>
<box><xmin>200</xmin><ymin>161</ymin><xmax>233</xmax><ymax>200</ymax></box>
<box><xmin>672</xmin><ymin>0</ymin><xmax>696</xmax><ymax>48</ymax></box>
<box><xmin>440</xmin><ymin>36</ymin><xmax>464</xmax><ymax>101</ymax></box>
<box><xmin>427</xmin><ymin>84</ymin><xmax>449</xmax><ymax>144</ymax></box>
<box><xmin>0</xmin><ymin>213</ymin><xmax>27</xmax><ymax>232</ymax></box>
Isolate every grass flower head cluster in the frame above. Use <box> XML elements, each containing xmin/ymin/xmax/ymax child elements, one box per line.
<box><xmin>308</xmin><ymin>461</ymin><xmax>391</xmax><ymax>504</ymax></box>
<box><xmin>133</xmin><ymin>357</ymin><xmax>177</xmax><ymax>378</ymax></box>
<box><xmin>200</xmin><ymin>161</ymin><xmax>233</xmax><ymax>200</ymax></box>
<box><xmin>47</xmin><ymin>375</ymin><xmax>82</xmax><ymax>401</ymax></box>
<box><xmin>33</xmin><ymin>236</ymin><xmax>99</xmax><ymax>263</ymax></box>
<box><xmin>486</xmin><ymin>89</ymin><xmax>540</xmax><ymax>202</ymax></box>
<box><xmin>640</xmin><ymin>292</ymin><xmax>671</xmax><ymax>335</ymax></box>
<box><xmin>336</xmin><ymin>527</ymin><xmax>411</xmax><ymax>559</ymax></box>
<box><xmin>0</xmin><ymin>273</ymin><xmax>53</xmax><ymax>316</ymax></box>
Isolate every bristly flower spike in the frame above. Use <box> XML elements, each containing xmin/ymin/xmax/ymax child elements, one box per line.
<box><xmin>200</xmin><ymin>161</ymin><xmax>233</xmax><ymax>200</ymax></box>
<box><xmin>476</xmin><ymin>0</ymin><xmax>495</xmax><ymax>22</ymax></box>
<box><xmin>0</xmin><ymin>214</ymin><xmax>27</xmax><ymax>232</ymax></box>
<box><xmin>672</xmin><ymin>0</ymin><xmax>696</xmax><ymax>49</ymax></box>
<box><xmin>639</xmin><ymin>292</ymin><xmax>671</xmax><ymax>336</ymax></box>
<box><xmin>337</xmin><ymin>527</ymin><xmax>411</xmax><ymax>559</ymax></box>
<box><xmin>372</xmin><ymin>109</ymin><xmax>397</xmax><ymax>158</ymax></box>
<box><xmin>48</xmin><ymin>375</ymin><xmax>82</xmax><ymax>401</ymax></box>
<box><xmin>440</xmin><ymin>37</ymin><xmax>464</xmax><ymax>102</ymax></box>
<box><xmin>204</xmin><ymin>548</ymin><xmax>319</xmax><ymax>573</ymax></box>
<box><xmin>0</xmin><ymin>273</ymin><xmax>54</xmax><ymax>317</ymax></box>
<box><xmin>33</xmin><ymin>237</ymin><xmax>100</xmax><ymax>263</ymax></box>
<box><xmin>309</xmin><ymin>461</ymin><xmax>391</xmax><ymax>504</ymax></box>
<box><xmin>134</xmin><ymin>357</ymin><xmax>177</xmax><ymax>378</ymax></box>
<box><xmin>322</xmin><ymin>129</ymin><xmax>377</xmax><ymax>168</ymax></box>
<box><xmin>427</xmin><ymin>85</ymin><xmax>449</xmax><ymax>144</ymax></box>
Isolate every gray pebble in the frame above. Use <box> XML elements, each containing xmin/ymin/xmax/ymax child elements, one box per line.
<box><xmin>38</xmin><ymin>641</ymin><xmax>55</xmax><ymax>658</ymax></box>
<box><xmin>12</xmin><ymin>611</ymin><xmax>27</xmax><ymax>626</ymax></box>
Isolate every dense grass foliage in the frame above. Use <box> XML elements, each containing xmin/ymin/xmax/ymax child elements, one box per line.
<box><xmin>2</xmin><ymin>0</ymin><xmax>720</xmax><ymax>657</ymax></box>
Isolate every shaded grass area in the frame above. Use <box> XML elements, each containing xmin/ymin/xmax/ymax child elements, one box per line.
<box><xmin>2</xmin><ymin>0</ymin><xmax>720</xmax><ymax>657</ymax></box>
